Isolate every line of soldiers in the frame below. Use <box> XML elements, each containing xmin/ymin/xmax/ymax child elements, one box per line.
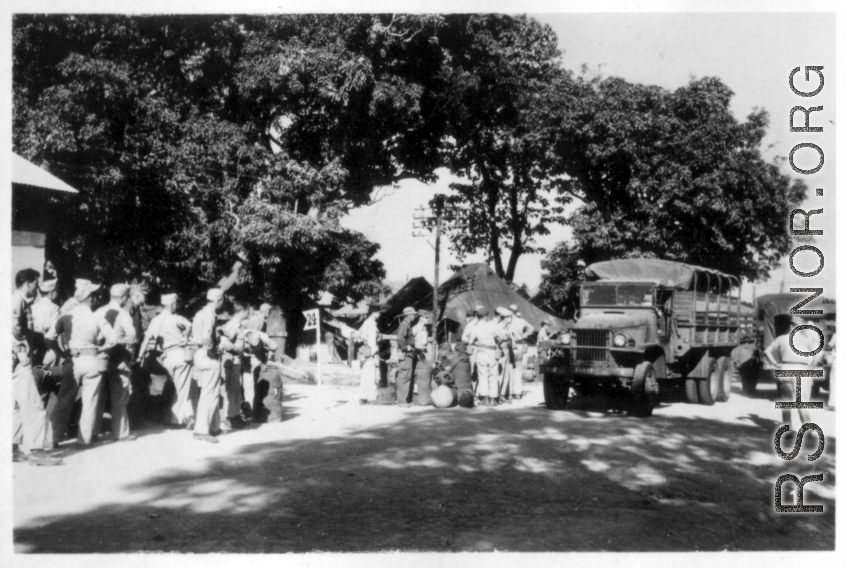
<box><xmin>389</xmin><ymin>303</ymin><xmax>539</xmax><ymax>408</ymax></box>
<box><xmin>12</xmin><ymin>268</ymin><xmax>283</xmax><ymax>466</ymax></box>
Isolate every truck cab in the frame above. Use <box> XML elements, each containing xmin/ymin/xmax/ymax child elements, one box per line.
<box><xmin>541</xmin><ymin>259</ymin><xmax>742</xmax><ymax>417</ymax></box>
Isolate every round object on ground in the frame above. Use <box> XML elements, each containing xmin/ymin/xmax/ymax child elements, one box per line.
<box><xmin>716</xmin><ymin>356</ymin><xmax>732</xmax><ymax>402</ymax></box>
<box><xmin>697</xmin><ymin>357</ymin><xmax>718</xmax><ymax>406</ymax></box>
<box><xmin>628</xmin><ymin>361</ymin><xmax>657</xmax><ymax>418</ymax></box>
<box><xmin>432</xmin><ymin>385</ymin><xmax>458</xmax><ymax>408</ymax></box>
<box><xmin>543</xmin><ymin>371</ymin><xmax>570</xmax><ymax>410</ymax></box>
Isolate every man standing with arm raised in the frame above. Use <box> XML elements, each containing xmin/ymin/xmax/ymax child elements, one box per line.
<box><xmin>137</xmin><ymin>292</ymin><xmax>194</xmax><ymax>430</ymax></box>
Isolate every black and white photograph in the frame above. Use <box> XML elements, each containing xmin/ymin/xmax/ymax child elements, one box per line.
<box><xmin>3</xmin><ymin>0</ymin><xmax>841</xmax><ymax>560</ymax></box>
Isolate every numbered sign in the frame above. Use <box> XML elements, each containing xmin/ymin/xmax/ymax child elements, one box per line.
<box><xmin>303</xmin><ymin>309</ymin><xmax>319</xmax><ymax>331</ymax></box>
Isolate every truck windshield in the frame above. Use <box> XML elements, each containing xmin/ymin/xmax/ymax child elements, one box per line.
<box><xmin>582</xmin><ymin>284</ymin><xmax>654</xmax><ymax>307</ymax></box>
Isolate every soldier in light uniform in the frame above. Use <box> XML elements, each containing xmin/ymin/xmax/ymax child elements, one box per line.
<box><xmin>47</xmin><ymin>279</ymin><xmax>117</xmax><ymax>447</ymax></box>
<box><xmin>13</xmin><ymin>269</ymin><xmax>62</xmax><ymax>465</ymax></box>
<box><xmin>93</xmin><ymin>284</ymin><xmax>138</xmax><ymax>442</ymax></box>
<box><xmin>507</xmin><ymin>303</ymin><xmax>534</xmax><ymax>401</ymax></box>
<box><xmin>190</xmin><ymin>288</ymin><xmax>226</xmax><ymax>442</ymax></box>
<box><xmin>467</xmin><ymin>309</ymin><xmax>508</xmax><ymax>406</ymax></box>
<box><xmin>494</xmin><ymin>307</ymin><xmax>515</xmax><ymax>403</ymax></box>
<box><xmin>354</xmin><ymin>304</ymin><xmax>380</xmax><ymax>404</ymax></box>
<box><xmin>137</xmin><ymin>292</ymin><xmax>194</xmax><ymax>429</ymax></box>
<box><xmin>461</xmin><ymin>305</ymin><xmax>486</xmax><ymax>392</ymax></box>
<box><xmin>31</xmin><ymin>278</ymin><xmax>61</xmax><ymax>367</ymax></box>
<box><xmin>218</xmin><ymin>300</ymin><xmax>249</xmax><ymax>430</ymax></box>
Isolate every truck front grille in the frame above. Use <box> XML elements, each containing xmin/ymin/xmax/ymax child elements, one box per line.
<box><xmin>573</xmin><ymin>330</ymin><xmax>610</xmax><ymax>366</ymax></box>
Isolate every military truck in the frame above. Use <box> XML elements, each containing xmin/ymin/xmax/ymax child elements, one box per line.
<box><xmin>734</xmin><ymin>293</ymin><xmax>836</xmax><ymax>397</ymax></box>
<box><xmin>540</xmin><ymin>259</ymin><xmax>742</xmax><ymax>417</ymax></box>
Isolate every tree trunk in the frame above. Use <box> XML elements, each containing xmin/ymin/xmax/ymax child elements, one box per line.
<box><xmin>483</xmin><ymin>173</ymin><xmax>504</xmax><ymax>277</ymax></box>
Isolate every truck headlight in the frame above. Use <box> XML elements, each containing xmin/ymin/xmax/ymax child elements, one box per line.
<box><xmin>559</xmin><ymin>332</ymin><xmax>571</xmax><ymax>345</ymax></box>
<box><xmin>613</xmin><ymin>333</ymin><xmax>627</xmax><ymax>347</ymax></box>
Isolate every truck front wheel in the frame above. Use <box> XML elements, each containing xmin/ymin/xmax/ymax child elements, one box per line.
<box><xmin>628</xmin><ymin>361</ymin><xmax>657</xmax><ymax>417</ymax></box>
<box><xmin>543</xmin><ymin>372</ymin><xmax>570</xmax><ymax>410</ymax></box>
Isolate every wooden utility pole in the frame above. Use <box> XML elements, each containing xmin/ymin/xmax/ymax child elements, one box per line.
<box><xmin>412</xmin><ymin>195</ymin><xmax>465</xmax><ymax>359</ymax></box>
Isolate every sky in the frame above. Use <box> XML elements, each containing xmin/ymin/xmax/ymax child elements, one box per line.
<box><xmin>342</xmin><ymin>12</ymin><xmax>836</xmax><ymax>301</ymax></box>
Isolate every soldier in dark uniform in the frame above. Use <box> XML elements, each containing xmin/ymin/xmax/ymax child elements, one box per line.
<box><xmin>395</xmin><ymin>307</ymin><xmax>417</xmax><ymax>407</ymax></box>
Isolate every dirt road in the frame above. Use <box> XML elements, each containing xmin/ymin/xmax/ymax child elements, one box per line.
<box><xmin>13</xmin><ymin>377</ymin><xmax>836</xmax><ymax>553</ymax></box>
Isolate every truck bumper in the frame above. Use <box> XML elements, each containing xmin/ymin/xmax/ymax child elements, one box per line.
<box><xmin>573</xmin><ymin>366</ymin><xmax>634</xmax><ymax>378</ymax></box>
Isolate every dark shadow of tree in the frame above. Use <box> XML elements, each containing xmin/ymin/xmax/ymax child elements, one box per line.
<box><xmin>14</xmin><ymin>389</ymin><xmax>835</xmax><ymax>553</ymax></box>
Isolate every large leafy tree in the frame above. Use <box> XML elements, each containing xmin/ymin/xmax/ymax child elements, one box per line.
<box><xmin>433</xmin><ymin>15</ymin><xmax>580</xmax><ymax>282</ymax></box>
<box><xmin>537</xmin><ymin>76</ymin><xmax>807</xmax><ymax>316</ymax></box>
<box><xmin>13</xmin><ymin>14</ymin><xmax>460</xmax><ymax>346</ymax></box>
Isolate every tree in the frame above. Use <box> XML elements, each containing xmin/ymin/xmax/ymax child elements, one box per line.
<box><xmin>433</xmin><ymin>15</ymin><xmax>579</xmax><ymax>282</ymax></box>
<box><xmin>537</xmin><ymin>76</ymin><xmax>808</xmax><ymax>314</ymax></box>
<box><xmin>13</xmin><ymin>14</ymin><xmax>465</xmax><ymax>346</ymax></box>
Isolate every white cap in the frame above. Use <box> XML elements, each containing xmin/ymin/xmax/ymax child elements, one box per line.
<box><xmin>207</xmin><ymin>288</ymin><xmax>224</xmax><ymax>301</ymax></box>
<box><xmin>74</xmin><ymin>280</ymin><xmax>101</xmax><ymax>302</ymax></box>
<box><xmin>39</xmin><ymin>279</ymin><xmax>57</xmax><ymax>293</ymax></box>
<box><xmin>110</xmin><ymin>283</ymin><xmax>129</xmax><ymax>298</ymax></box>
<box><xmin>509</xmin><ymin>304</ymin><xmax>519</xmax><ymax>312</ymax></box>
<box><xmin>161</xmin><ymin>293</ymin><xmax>178</xmax><ymax>306</ymax></box>
<box><xmin>495</xmin><ymin>307</ymin><xmax>513</xmax><ymax>317</ymax></box>
<box><xmin>259</xmin><ymin>302</ymin><xmax>272</xmax><ymax>314</ymax></box>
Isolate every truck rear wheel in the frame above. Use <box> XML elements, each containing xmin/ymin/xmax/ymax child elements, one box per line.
<box><xmin>543</xmin><ymin>372</ymin><xmax>570</xmax><ymax>410</ymax></box>
<box><xmin>628</xmin><ymin>361</ymin><xmax>657</xmax><ymax>417</ymax></box>
<box><xmin>697</xmin><ymin>357</ymin><xmax>718</xmax><ymax>406</ymax></box>
<box><xmin>716</xmin><ymin>356</ymin><xmax>732</xmax><ymax>403</ymax></box>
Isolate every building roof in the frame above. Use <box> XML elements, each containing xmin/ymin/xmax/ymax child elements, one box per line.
<box><xmin>12</xmin><ymin>154</ymin><xmax>78</xmax><ymax>193</ymax></box>
<box><xmin>378</xmin><ymin>264</ymin><xmax>568</xmax><ymax>335</ymax></box>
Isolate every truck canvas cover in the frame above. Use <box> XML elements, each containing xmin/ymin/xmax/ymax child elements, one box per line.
<box><xmin>754</xmin><ymin>293</ymin><xmax>836</xmax><ymax>346</ymax></box>
<box><xmin>584</xmin><ymin>259</ymin><xmax>736</xmax><ymax>290</ymax></box>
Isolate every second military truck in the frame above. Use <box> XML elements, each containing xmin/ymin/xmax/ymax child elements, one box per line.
<box><xmin>541</xmin><ymin>259</ymin><xmax>742</xmax><ymax>417</ymax></box>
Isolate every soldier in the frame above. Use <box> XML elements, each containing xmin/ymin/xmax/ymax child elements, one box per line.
<box><xmin>128</xmin><ymin>283</ymin><xmax>150</xmax><ymax>361</ymax></box>
<box><xmin>467</xmin><ymin>308</ymin><xmax>508</xmax><ymax>407</ymax></box>
<box><xmin>13</xmin><ymin>269</ymin><xmax>62</xmax><ymax>465</ymax></box>
<box><xmin>47</xmin><ymin>279</ymin><xmax>117</xmax><ymax>447</ymax></box>
<box><xmin>44</xmin><ymin>281</ymin><xmax>86</xmax><ymax>449</ymax></box>
<box><xmin>534</xmin><ymin>320</ymin><xmax>553</xmax><ymax>382</ymax></box>
<box><xmin>354</xmin><ymin>303</ymin><xmax>380</xmax><ymax>405</ymax></box>
<box><xmin>137</xmin><ymin>292</ymin><xmax>194</xmax><ymax>430</ymax></box>
<box><xmin>395</xmin><ymin>307</ymin><xmax>417</xmax><ymax>407</ymax></box>
<box><xmin>763</xmin><ymin>314</ymin><xmax>825</xmax><ymax>431</ymax></box>
<box><xmin>507</xmin><ymin>303</ymin><xmax>534</xmax><ymax>401</ymax></box>
<box><xmin>494</xmin><ymin>307</ymin><xmax>516</xmax><ymax>403</ymax></box>
<box><xmin>412</xmin><ymin>310</ymin><xmax>433</xmax><ymax>405</ymax></box>
<box><xmin>218</xmin><ymin>300</ymin><xmax>249</xmax><ymax>430</ymax></box>
<box><xmin>461</xmin><ymin>304</ymin><xmax>485</xmax><ymax>381</ymax></box>
<box><xmin>93</xmin><ymin>284</ymin><xmax>137</xmax><ymax>442</ymax></box>
<box><xmin>31</xmin><ymin>278</ymin><xmax>61</xmax><ymax>367</ymax></box>
<box><xmin>191</xmin><ymin>288</ymin><xmax>225</xmax><ymax>443</ymax></box>
<box><xmin>243</xmin><ymin>302</ymin><xmax>272</xmax><ymax>332</ymax></box>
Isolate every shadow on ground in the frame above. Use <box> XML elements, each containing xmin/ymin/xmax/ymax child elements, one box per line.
<box><xmin>15</xmin><ymin>390</ymin><xmax>835</xmax><ymax>553</ymax></box>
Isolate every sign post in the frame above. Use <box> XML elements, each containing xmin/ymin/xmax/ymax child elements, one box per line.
<box><xmin>303</xmin><ymin>308</ymin><xmax>323</xmax><ymax>408</ymax></box>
